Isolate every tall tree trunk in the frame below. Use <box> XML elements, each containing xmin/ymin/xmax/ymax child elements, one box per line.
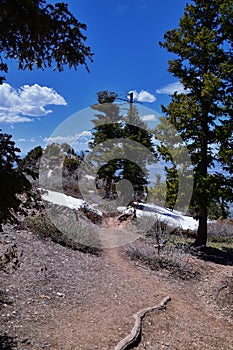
<box><xmin>195</xmin><ymin>114</ymin><xmax>208</xmax><ymax>247</ymax></box>
<box><xmin>195</xmin><ymin>204</ymin><xmax>208</xmax><ymax>246</ymax></box>
<box><xmin>104</xmin><ymin>175</ymin><xmax>112</xmax><ymax>199</ymax></box>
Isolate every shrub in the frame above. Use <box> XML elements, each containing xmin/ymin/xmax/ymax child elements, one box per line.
<box><xmin>126</xmin><ymin>220</ymin><xmax>198</xmax><ymax>280</ymax></box>
<box><xmin>0</xmin><ymin>243</ymin><xmax>21</xmax><ymax>272</ymax></box>
<box><xmin>0</xmin><ymin>130</ymin><xmax>32</xmax><ymax>229</ymax></box>
<box><xmin>207</xmin><ymin>219</ymin><xmax>233</xmax><ymax>244</ymax></box>
<box><xmin>126</xmin><ymin>240</ymin><xmax>198</xmax><ymax>280</ymax></box>
<box><xmin>24</xmin><ymin>214</ymin><xmax>101</xmax><ymax>255</ymax></box>
<box><xmin>212</xmin><ymin>272</ymin><xmax>233</xmax><ymax>317</ymax></box>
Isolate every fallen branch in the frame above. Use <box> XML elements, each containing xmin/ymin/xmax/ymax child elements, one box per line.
<box><xmin>115</xmin><ymin>296</ymin><xmax>171</xmax><ymax>350</ymax></box>
<box><xmin>118</xmin><ymin>213</ymin><xmax>134</xmax><ymax>223</ymax></box>
<box><xmin>210</xmin><ymin>283</ymin><xmax>228</xmax><ymax>298</ymax></box>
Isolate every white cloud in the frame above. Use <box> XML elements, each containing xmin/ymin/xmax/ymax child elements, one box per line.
<box><xmin>156</xmin><ymin>82</ymin><xmax>190</xmax><ymax>95</ymax></box>
<box><xmin>44</xmin><ymin>130</ymin><xmax>93</xmax><ymax>152</ymax></box>
<box><xmin>129</xmin><ymin>90</ymin><xmax>156</xmax><ymax>103</ymax></box>
<box><xmin>142</xmin><ymin>114</ymin><xmax>156</xmax><ymax>121</ymax></box>
<box><xmin>44</xmin><ymin>131</ymin><xmax>92</xmax><ymax>145</ymax></box>
<box><xmin>17</xmin><ymin>137</ymin><xmax>36</xmax><ymax>142</ymax></box>
<box><xmin>0</xmin><ymin>114</ymin><xmax>32</xmax><ymax>123</ymax></box>
<box><xmin>0</xmin><ymin>83</ymin><xmax>67</xmax><ymax>123</ymax></box>
<box><xmin>43</xmin><ymin>135</ymin><xmax>75</xmax><ymax>144</ymax></box>
<box><xmin>17</xmin><ymin>138</ymin><xmax>26</xmax><ymax>142</ymax></box>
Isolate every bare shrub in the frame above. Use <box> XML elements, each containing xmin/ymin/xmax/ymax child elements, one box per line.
<box><xmin>126</xmin><ymin>220</ymin><xmax>198</xmax><ymax>280</ymax></box>
<box><xmin>211</xmin><ymin>272</ymin><xmax>233</xmax><ymax>317</ymax></box>
<box><xmin>0</xmin><ymin>244</ymin><xmax>22</xmax><ymax>272</ymax></box>
<box><xmin>207</xmin><ymin>219</ymin><xmax>233</xmax><ymax>244</ymax></box>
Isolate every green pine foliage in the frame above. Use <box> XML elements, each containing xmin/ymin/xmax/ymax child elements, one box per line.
<box><xmin>0</xmin><ymin>130</ymin><xmax>32</xmax><ymax>228</ymax></box>
<box><xmin>89</xmin><ymin>91</ymin><xmax>156</xmax><ymax>202</ymax></box>
<box><xmin>63</xmin><ymin>157</ymin><xmax>81</xmax><ymax>172</ymax></box>
<box><xmin>89</xmin><ymin>91</ymin><xmax>123</xmax><ymax>199</ymax></box>
<box><xmin>160</xmin><ymin>0</ymin><xmax>233</xmax><ymax>246</ymax></box>
<box><xmin>148</xmin><ymin>174</ymin><xmax>167</xmax><ymax>207</ymax></box>
<box><xmin>121</xmin><ymin>104</ymin><xmax>157</xmax><ymax>201</ymax></box>
<box><xmin>0</xmin><ymin>0</ymin><xmax>93</xmax><ymax>83</ymax></box>
<box><xmin>19</xmin><ymin>146</ymin><xmax>43</xmax><ymax>179</ymax></box>
<box><xmin>153</xmin><ymin>115</ymin><xmax>193</xmax><ymax>212</ymax></box>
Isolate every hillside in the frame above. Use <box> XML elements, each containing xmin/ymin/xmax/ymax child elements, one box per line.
<box><xmin>0</xmin><ymin>201</ymin><xmax>232</xmax><ymax>349</ymax></box>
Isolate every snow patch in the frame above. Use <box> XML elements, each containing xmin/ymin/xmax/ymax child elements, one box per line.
<box><xmin>39</xmin><ymin>189</ymin><xmax>198</xmax><ymax>231</ymax></box>
<box><xmin>85</xmin><ymin>175</ymin><xmax>95</xmax><ymax>180</ymax></box>
<box><xmin>118</xmin><ymin>203</ymin><xmax>198</xmax><ymax>231</ymax></box>
<box><xmin>39</xmin><ymin>189</ymin><xmax>103</xmax><ymax>217</ymax></box>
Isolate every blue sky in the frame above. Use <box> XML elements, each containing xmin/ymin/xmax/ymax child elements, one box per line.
<box><xmin>0</xmin><ymin>0</ymin><xmax>190</xmax><ymax>156</ymax></box>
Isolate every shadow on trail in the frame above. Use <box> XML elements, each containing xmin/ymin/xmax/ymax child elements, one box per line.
<box><xmin>0</xmin><ymin>334</ymin><xmax>17</xmax><ymax>350</ymax></box>
<box><xmin>192</xmin><ymin>246</ymin><xmax>233</xmax><ymax>266</ymax></box>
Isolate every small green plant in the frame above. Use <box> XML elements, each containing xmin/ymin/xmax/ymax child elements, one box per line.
<box><xmin>25</xmin><ymin>214</ymin><xmax>55</xmax><ymax>238</ymax></box>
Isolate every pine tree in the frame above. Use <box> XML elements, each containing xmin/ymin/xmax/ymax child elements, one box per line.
<box><xmin>0</xmin><ymin>130</ymin><xmax>31</xmax><ymax>230</ymax></box>
<box><xmin>0</xmin><ymin>0</ymin><xmax>93</xmax><ymax>83</ymax></box>
<box><xmin>89</xmin><ymin>91</ymin><xmax>156</xmax><ymax>203</ymax></box>
<box><xmin>121</xmin><ymin>102</ymin><xmax>156</xmax><ymax>201</ymax></box>
<box><xmin>19</xmin><ymin>146</ymin><xmax>43</xmax><ymax>180</ymax></box>
<box><xmin>153</xmin><ymin>116</ymin><xmax>193</xmax><ymax>212</ymax></box>
<box><xmin>160</xmin><ymin>0</ymin><xmax>233</xmax><ymax>246</ymax></box>
<box><xmin>148</xmin><ymin>174</ymin><xmax>167</xmax><ymax>206</ymax></box>
<box><xmin>89</xmin><ymin>91</ymin><xmax>123</xmax><ymax>199</ymax></box>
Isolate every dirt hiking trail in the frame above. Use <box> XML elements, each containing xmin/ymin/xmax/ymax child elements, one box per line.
<box><xmin>0</xmin><ymin>225</ymin><xmax>232</xmax><ymax>349</ymax></box>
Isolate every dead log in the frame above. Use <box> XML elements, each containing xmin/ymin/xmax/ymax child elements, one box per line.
<box><xmin>115</xmin><ymin>296</ymin><xmax>171</xmax><ymax>350</ymax></box>
<box><xmin>118</xmin><ymin>213</ymin><xmax>133</xmax><ymax>223</ymax></box>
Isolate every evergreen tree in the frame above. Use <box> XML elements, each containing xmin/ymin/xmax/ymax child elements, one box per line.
<box><xmin>122</xmin><ymin>103</ymin><xmax>156</xmax><ymax>201</ymax></box>
<box><xmin>148</xmin><ymin>174</ymin><xmax>167</xmax><ymax>206</ymax></box>
<box><xmin>89</xmin><ymin>91</ymin><xmax>123</xmax><ymax>199</ymax></box>
<box><xmin>0</xmin><ymin>0</ymin><xmax>93</xmax><ymax>83</ymax></box>
<box><xmin>19</xmin><ymin>146</ymin><xmax>43</xmax><ymax>179</ymax></box>
<box><xmin>89</xmin><ymin>91</ymin><xmax>156</xmax><ymax>203</ymax></box>
<box><xmin>160</xmin><ymin>0</ymin><xmax>233</xmax><ymax>246</ymax></box>
<box><xmin>153</xmin><ymin>116</ymin><xmax>192</xmax><ymax>211</ymax></box>
<box><xmin>0</xmin><ymin>130</ymin><xmax>31</xmax><ymax>230</ymax></box>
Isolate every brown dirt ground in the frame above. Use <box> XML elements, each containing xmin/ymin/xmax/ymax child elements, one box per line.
<box><xmin>0</xmin><ymin>223</ymin><xmax>232</xmax><ymax>350</ymax></box>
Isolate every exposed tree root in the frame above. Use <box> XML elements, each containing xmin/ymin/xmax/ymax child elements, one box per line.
<box><xmin>115</xmin><ymin>296</ymin><xmax>171</xmax><ymax>350</ymax></box>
